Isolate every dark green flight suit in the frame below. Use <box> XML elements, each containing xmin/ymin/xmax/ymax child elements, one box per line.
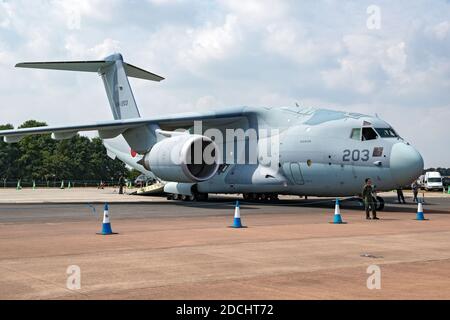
<box><xmin>362</xmin><ymin>184</ymin><xmax>377</xmax><ymax>219</ymax></box>
<box><xmin>118</xmin><ymin>176</ymin><xmax>125</xmax><ymax>195</ymax></box>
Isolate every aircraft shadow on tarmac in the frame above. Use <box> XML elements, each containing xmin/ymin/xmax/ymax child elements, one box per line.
<box><xmin>168</xmin><ymin>196</ymin><xmax>450</xmax><ymax>214</ymax></box>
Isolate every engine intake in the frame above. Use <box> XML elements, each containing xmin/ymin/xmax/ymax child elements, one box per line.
<box><xmin>142</xmin><ymin>134</ymin><xmax>220</xmax><ymax>183</ymax></box>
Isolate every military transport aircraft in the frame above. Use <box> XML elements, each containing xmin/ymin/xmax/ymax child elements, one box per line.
<box><xmin>0</xmin><ymin>53</ymin><xmax>424</xmax><ymax>209</ymax></box>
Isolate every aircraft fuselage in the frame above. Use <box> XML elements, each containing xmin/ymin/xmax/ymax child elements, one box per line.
<box><xmin>105</xmin><ymin>106</ymin><xmax>424</xmax><ymax>197</ymax></box>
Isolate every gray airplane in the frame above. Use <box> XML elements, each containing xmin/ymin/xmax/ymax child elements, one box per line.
<box><xmin>0</xmin><ymin>53</ymin><xmax>424</xmax><ymax>208</ymax></box>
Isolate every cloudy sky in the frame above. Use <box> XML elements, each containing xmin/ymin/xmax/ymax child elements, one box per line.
<box><xmin>0</xmin><ymin>0</ymin><xmax>449</xmax><ymax>167</ymax></box>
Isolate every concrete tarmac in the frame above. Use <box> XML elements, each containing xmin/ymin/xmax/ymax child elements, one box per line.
<box><xmin>0</xmin><ymin>188</ymin><xmax>449</xmax><ymax>299</ymax></box>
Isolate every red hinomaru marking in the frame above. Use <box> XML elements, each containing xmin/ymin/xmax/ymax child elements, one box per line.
<box><xmin>131</xmin><ymin>149</ymin><xmax>137</xmax><ymax>158</ymax></box>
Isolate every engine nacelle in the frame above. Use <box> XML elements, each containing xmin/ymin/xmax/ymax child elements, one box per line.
<box><xmin>142</xmin><ymin>134</ymin><xmax>220</xmax><ymax>183</ymax></box>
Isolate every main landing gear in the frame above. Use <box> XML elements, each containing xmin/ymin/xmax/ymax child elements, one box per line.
<box><xmin>242</xmin><ymin>193</ymin><xmax>280</xmax><ymax>202</ymax></box>
<box><xmin>166</xmin><ymin>192</ymin><xmax>209</xmax><ymax>202</ymax></box>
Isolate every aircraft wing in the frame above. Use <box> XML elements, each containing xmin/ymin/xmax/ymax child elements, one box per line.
<box><xmin>0</xmin><ymin>107</ymin><xmax>250</xmax><ymax>144</ymax></box>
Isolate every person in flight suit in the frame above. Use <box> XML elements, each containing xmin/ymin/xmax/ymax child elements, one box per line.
<box><xmin>396</xmin><ymin>187</ymin><xmax>406</xmax><ymax>204</ymax></box>
<box><xmin>118</xmin><ymin>175</ymin><xmax>125</xmax><ymax>195</ymax></box>
<box><xmin>411</xmin><ymin>181</ymin><xmax>420</xmax><ymax>203</ymax></box>
<box><xmin>362</xmin><ymin>178</ymin><xmax>379</xmax><ymax>220</ymax></box>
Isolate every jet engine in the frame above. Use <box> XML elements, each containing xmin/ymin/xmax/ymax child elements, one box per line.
<box><xmin>141</xmin><ymin>134</ymin><xmax>220</xmax><ymax>183</ymax></box>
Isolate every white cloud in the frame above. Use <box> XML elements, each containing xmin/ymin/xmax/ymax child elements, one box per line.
<box><xmin>180</xmin><ymin>14</ymin><xmax>242</xmax><ymax>67</ymax></box>
<box><xmin>65</xmin><ymin>37</ymin><xmax>121</xmax><ymax>59</ymax></box>
<box><xmin>382</xmin><ymin>42</ymin><xmax>407</xmax><ymax>79</ymax></box>
<box><xmin>141</xmin><ymin>13</ymin><xmax>242</xmax><ymax>76</ymax></box>
<box><xmin>146</xmin><ymin>0</ymin><xmax>185</xmax><ymax>5</ymax></box>
<box><xmin>322</xmin><ymin>58</ymin><xmax>379</xmax><ymax>94</ymax></box>
<box><xmin>428</xmin><ymin>21</ymin><xmax>450</xmax><ymax>41</ymax></box>
<box><xmin>219</xmin><ymin>0</ymin><xmax>288</xmax><ymax>26</ymax></box>
<box><xmin>0</xmin><ymin>1</ymin><xmax>13</xmax><ymax>28</ymax></box>
<box><xmin>264</xmin><ymin>22</ymin><xmax>337</xmax><ymax>65</ymax></box>
<box><xmin>53</xmin><ymin>0</ymin><xmax>121</xmax><ymax>23</ymax></box>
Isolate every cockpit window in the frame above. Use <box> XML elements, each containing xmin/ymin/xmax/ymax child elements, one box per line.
<box><xmin>375</xmin><ymin>128</ymin><xmax>398</xmax><ymax>138</ymax></box>
<box><xmin>362</xmin><ymin>127</ymin><xmax>378</xmax><ymax>141</ymax></box>
<box><xmin>350</xmin><ymin>128</ymin><xmax>361</xmax><ymax>140</ymax></box>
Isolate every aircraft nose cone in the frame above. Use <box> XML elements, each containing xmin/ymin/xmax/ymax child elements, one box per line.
<box><xmin>390</xmin><ymin>143</ymin><xmax>424</xmax><ymax>186</ymax></box>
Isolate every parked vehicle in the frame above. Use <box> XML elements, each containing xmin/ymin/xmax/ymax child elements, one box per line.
<box><xmin>421</xmin><ymin>172</ymin><xmax>444</xmax><ymax>191</ymax></box>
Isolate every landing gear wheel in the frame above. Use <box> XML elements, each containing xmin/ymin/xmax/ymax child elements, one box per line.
<box><xmin>173</xmin><ymin>194</ymin><xmax>181</xmax><ymax>201</ymax></box>
<box><xmin>376</xmin><ymin>196</ymin><xmax>385</xmax><ymax>211</ymax></box>
<box><xmin>196</xmin><ymin>193</ymin><xmax>209</xmax><ymax>201</ymax></box>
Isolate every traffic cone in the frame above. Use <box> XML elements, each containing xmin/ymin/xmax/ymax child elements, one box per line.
<box><xmin>97</xmin><ymin>203</ymin><xmax>118</xmax><ymax>235</ymax></box>
<box><xmin>332</xmin><ymin>198</ymin><xmax>345</xmax><ymax>224</ymax></box>
<box><xmin>415</xmin><ymin>200</ymin><xmax>428</xmax><ymax>221</ymax></box>
<box><xmin>231</xmin><ymin>201</ymin><xmax>245</xmax><ymax>228</ymax></box>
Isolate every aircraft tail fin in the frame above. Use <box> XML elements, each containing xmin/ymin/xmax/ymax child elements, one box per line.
<box><xmin>16</xmin><ymin>53</ymin><xmax>164</xmax><ymax>120</ymax></box>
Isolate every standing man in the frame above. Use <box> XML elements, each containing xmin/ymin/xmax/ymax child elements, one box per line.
<box><xmin>362</xmin><ymin>178</ymin><xmax>379</xmax><ymax>220</ymax></box>
<box><xmin>118</xmin><ymin>175</ymin><xmax>125</xmax><ymax>195</ymax></box>
<box><xmin>412</xmin><ymin>181</ymin><xmax>420</xmax><ymax>203</ymax></box>
<box><xmin>396</xmin><ymin>187</ymin><xmax>406</xmax><ymax>204</ymax></box>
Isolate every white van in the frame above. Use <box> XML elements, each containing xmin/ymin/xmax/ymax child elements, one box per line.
<box><xmin>423</xmin><ymin>172</ymin><xmax>443</xmax><ymax>191</ymax></box>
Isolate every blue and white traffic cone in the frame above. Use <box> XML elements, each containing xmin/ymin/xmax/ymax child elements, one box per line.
<box><xmin>231</xmin><ymin>201</ymin><xmax>245</xmax><ymax>228</ymax></box>
<box><xmin>416</xmin><ymin>200</ymin><xmax>427</xmax><ymax>221</ymax></box>
<box><xmin>333</xmin><ymin>198</ymin><xmax>345</xmax><ymax>224</ymax></box>
<box><xmin>97</xmin><ymin>203</ymin><xmax>117</xmax><ymax>235</ymax></box>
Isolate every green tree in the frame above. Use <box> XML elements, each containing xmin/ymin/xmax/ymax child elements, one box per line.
<box><xmin>16</xmin><ymin>120</ymin><xmax>56</xmax><ymax>181</ymax></box>
<box><xmin>0</xmin><ymin>120</ymin><xmax>131</xmax><ymax>182</ymax></box>
<box><xmin>128</xmin><ymin>169</ymin><xmax>143</xmax><ymax>181</ymax></box>
<box><xmin>0</xmin><ymin>124</ymin><xmax>20</xmax><ymax>180</ymax></box>
<box><xmin>89</xmin><ymin>138</ymin><xmax>129</xmax><ymax>181</ymax></box>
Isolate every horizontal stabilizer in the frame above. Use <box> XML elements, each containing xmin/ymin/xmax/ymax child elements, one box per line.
<box><xmin>16</xmin><ymin>60</ymin><xmax>164</xmax><ymax>82</ymax></box>
<box><xmin>15</xmin><ymin>61</ymin><xmax>112</xmax><ymax>73</ymax></box>
<box><xmin>124</xmin><ymin>63</ymin><xmax>165</xmax><ymax>82</ymax></box>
